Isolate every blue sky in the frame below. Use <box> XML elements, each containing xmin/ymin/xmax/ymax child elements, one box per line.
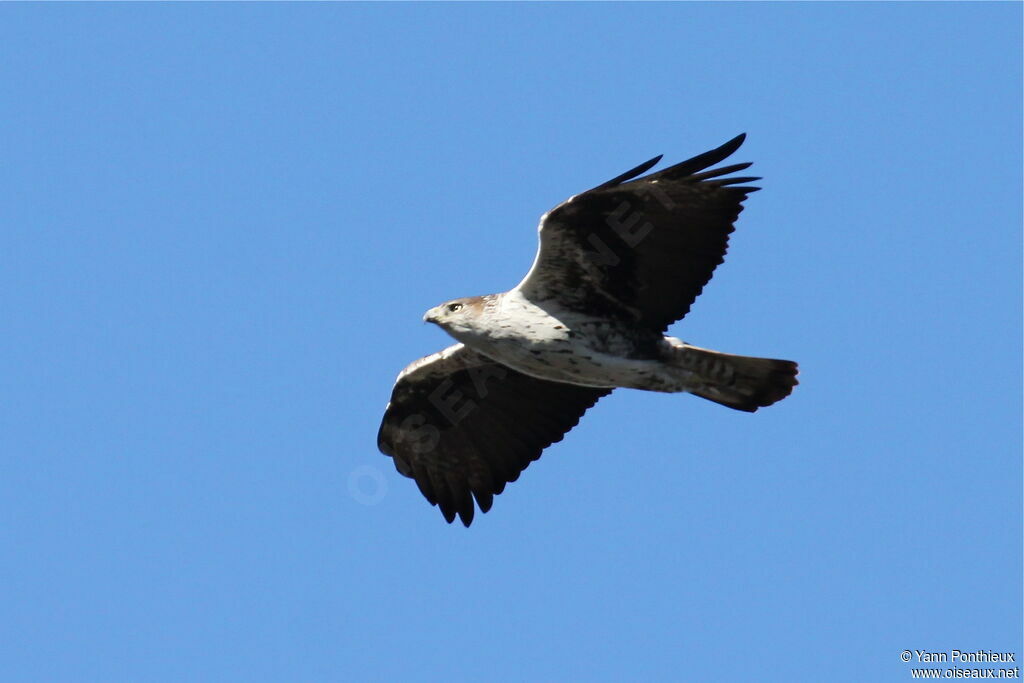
<box><xmin>1</xmin><ymin>3</ymin><xmax>1020</xmax><ymax>682</ymax></box>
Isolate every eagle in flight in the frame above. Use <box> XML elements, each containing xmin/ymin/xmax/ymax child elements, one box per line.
<box><xmin>378</xmin><ymin>134</ymin><xmax>798</xmax><ymax>526</ymax></box>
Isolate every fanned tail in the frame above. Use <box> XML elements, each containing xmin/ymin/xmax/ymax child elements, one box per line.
<box><xmin>669</xmin><ymin>343</ymin><xmax>799</xmax><ymax>412</ymax></box>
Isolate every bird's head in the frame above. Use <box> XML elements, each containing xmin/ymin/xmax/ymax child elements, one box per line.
<box><xmin>423</xmin><ymin>297</ymin><xmax>486</xmax><ymax>339</ymax></box>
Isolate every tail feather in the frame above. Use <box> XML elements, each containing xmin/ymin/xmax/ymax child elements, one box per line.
<box><xmin>673</xmin><ymin>344</ymin><xmax>799</xmax><ymax>412</ymax></box>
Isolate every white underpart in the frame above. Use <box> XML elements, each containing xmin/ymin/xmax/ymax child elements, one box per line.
<box><xmin>447</xmin><ymin>290</ymin><xmax>699</xmax><ymax>392</ymax></box>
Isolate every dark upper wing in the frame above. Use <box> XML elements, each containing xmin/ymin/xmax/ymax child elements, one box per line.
<box><xmin>514</xmin><ymin>134</ymin><xmax>759</xmax><ymax>333</ymax></box>
<box><xmin>377</xmin><ymin>344</ymin><xmax>611</xmax><ymax>526</ymax></box>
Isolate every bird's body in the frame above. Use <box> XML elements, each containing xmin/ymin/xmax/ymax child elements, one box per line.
<box><xmin>426</xmin><ymin>291</ymin><xmax>671</xmax><ymax>390</ymax></box>
<box><xmin>378</xmin><ymin>134</ymin><xmax>799</xmax><ymax>526</ymax></box>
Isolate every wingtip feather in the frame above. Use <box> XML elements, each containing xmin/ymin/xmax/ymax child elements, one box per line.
<box><xmin>593</xmin><ymin>154</ymin><xmax>663</xmax><ymax>190</ymax></box>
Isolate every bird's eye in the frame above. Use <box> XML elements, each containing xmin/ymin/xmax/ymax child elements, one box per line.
<box><xmin>447</xmin><ymin>303</ymin><xmax>463</xmax><ymax>313</ymax></box>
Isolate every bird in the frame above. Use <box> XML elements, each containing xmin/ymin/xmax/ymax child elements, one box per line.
<box><xmin>377</xmin><ymin>134</ymin><xmax>798</xmax><ymax>526</ymax></box>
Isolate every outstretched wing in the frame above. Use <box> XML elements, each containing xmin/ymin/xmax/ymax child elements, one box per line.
<box><xmin>377</xmin><ymin>344</ymin><xmax>610</xmax><ymax>526</ymax></box>
<box><xmin>514</xmin><ymin>134</ymin><xmax>759</xmax><ymax>333</ymax></box>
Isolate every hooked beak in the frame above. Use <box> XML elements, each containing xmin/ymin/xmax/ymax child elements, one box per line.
<box><xmin>423</xmin><ymin>306</ymin><xmax>440</xmax><ymax>324</ymax></box>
